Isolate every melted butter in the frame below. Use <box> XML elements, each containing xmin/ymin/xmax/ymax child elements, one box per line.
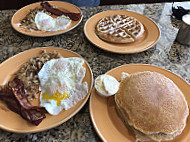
<box><xmin>42</xmin><ymin>90</ymin><xmax>69</xmax><ymax>106</ymax></box>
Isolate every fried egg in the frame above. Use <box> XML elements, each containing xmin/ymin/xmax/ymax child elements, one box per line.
<box><xmin>35</xmin><ymin>12</ymin><xmax>71</xmax><ymax>31</ymax></box>
<box><xmin>38</xmin><ymin>57</ymin><xmax>88</xmax><ymax>115</ymax></box>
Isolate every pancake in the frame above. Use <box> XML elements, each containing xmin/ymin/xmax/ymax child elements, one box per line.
<box><xmin>95</xmin><ymin>15</ymin><xmax>144</xmax><ymax>43</ymax></box>
<box><xmin>116</xmin><ymin>104</ymin><xmax>183</xmax><ymax>141</ymax></box>
<box><xmin>115</xmin><ymin>71</ymin><xmax>189</xmax><ymax>141</ymax></box>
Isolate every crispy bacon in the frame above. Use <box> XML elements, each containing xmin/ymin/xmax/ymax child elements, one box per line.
<box><xmin>20</xmin><ymin>107</ymin><xmax>46</xmax><ymax>126</ymax></box>
<box><xmin>0</xmin><ymin>86</ymin><xmax>14</xmax><ymax>97</ymax></box>
<box><xmin>0</xmin><ymin>88</ymin><xmax>21</xmax><ymax>114</ymax></box>
<box><xmin>0</xmin><ymin>78</ymin><xmax>46</xmax><ymax>126</ymax></box>
<box><xmin>41</xmin><ymin>1</ymin><xmax>82</xmax><ymax>21</ymax></box>
<box><xmin>8</xmin><ymin>78</ymin><xmax>33</xmax><ymax>109</ymax></box>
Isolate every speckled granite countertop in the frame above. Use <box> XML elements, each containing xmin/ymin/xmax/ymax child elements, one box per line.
<box><xmin>0</xmin><ymin>2</ymin><xmax>190</xmax><ymax>141</ymax></box>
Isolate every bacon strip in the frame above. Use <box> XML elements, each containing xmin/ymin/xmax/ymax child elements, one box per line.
<box><xmin>20</xmin><ymin>107</ymin><xmax>46</xmax><ymax>126</ymax></box>
<box><xmin>41</xmin><ymin>1</ymin><xmax>82</xmax><ymax>21</ymax></box>
<box><xmin>8</xmin><ymin>78</ymin><xmax>33</xmax><ymax>109</ymax></box>
<box><xmin>0</xmin><ymin>78</ymin><xmax>46</xmax><ymax>126</ymax></box>
<box><xmin>0</xmin><ymin>88</ymin><xmax>21</xmax><ymax>114</ymax></box>
<box><xmin>0</xmin><ymin>86</ymin><xmax>14</xmax><ymax>97</ymax></box>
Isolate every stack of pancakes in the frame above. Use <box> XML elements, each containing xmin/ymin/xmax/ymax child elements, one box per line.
<box><xmin>115</xmin><ymin>71</ymin><xmax>189</xmax><ymax>141</ymax></box>
<box><xmin>95</xmin><ymin>15</ymin><xmax>144</xmax><ymax>43</ymax></box>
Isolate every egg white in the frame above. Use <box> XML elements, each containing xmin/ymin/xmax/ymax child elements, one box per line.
<box><xmin>35</xmin><ymin>12</ymin><xmax>71</xmax><ymax>31</ymax></box>
<box><xmin>38</xmin><ymin>57</ymin><xmax>88</xmax><ymax>115</ymax></box>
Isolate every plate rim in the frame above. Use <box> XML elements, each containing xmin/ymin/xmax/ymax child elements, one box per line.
<box><xmin>89</xmin><ymin>64</ymin><xmax>190</xmax><ymax>141</ymax></box>
<box><xmin>11</xmin><ymin>1</ymin><xmax>83</xmax><ymax>37</ymax></box>
<box><xmin>0</xmin><ymin>47</ymin><xmax>93</xmax><ymax>133</ymax></box>
<box><xmin>84</xmin><ymin>10</ymin><xmax>160</xmax><ymax>54</ymax></box>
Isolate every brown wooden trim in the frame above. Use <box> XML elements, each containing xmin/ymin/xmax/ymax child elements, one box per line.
<box><xmin>0</xmin><ymin>0</ymin><xmax>188</xmax><ymax>10</ymax></box>
<box><xmin>0</xmin><ymin>0</ymin><xmax>38</xmax><ymax>10</ymax></box>
<box><xmin>100</xmin><ymin>0</ymin><xmax>185</xmax><ymax>5</ymax></box>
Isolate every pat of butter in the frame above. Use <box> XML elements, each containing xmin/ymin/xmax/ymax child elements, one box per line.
<box><xmin>183</xmin><ymin>14</ymin><xmax>190</xmax><ymax>25</ymax></box>
<box><xmin>95</xmin><ymin>74</ymin><xmax>120</xmax><ymax>97</ymax></box>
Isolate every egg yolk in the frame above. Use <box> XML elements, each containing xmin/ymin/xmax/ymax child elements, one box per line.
<box><xmin>42</xmin><ymin>90</ymin><xmax>69</xmax><ymax>106</ymax></box>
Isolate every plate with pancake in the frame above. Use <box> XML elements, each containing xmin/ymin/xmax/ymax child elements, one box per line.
<box><xmin>84</xmin><ymin>10</ymin><xmax>160</xmax><ymax>54</ymax></box>
<box><xmin>0</xmin><ymin>47</ymin><xmax>93</xmax><ymax>133</ymax></box>
<box><xmin>11</xmin><ymin>1</ymin><xmax>83</xmax><ymax>37</ymax></box>
<box><xmin>90</xmin><ymin>64</ymin><xmax>190</xmax><ymax>142</ymax></box>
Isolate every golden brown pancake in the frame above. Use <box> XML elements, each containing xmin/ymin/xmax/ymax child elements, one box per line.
<box><xmin>115</xmin><ymin>71</ymin><xmax>189</xmax><ymax>141</ymax></box>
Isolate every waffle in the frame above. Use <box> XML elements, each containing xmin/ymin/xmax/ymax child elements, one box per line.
<box><xmin>95</xmin><ymin>15</ymin><xmax>144</xmax><ymax>43</ymax></box>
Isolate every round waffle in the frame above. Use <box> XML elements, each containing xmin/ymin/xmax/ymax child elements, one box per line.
<box><xmin>95</xmin><ymin>15</ymin><xmax>144</xmax><ymax>43</ymax></box>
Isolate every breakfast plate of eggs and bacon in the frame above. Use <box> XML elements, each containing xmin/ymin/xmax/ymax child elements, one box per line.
<box><xmin>0</xmin><ymin>47</ymin><xmax>93</xmax><ymax>133</ymax></box>
<box><xmin>11</xmin><ymin>1</ymin><xmax>83</xmax><ymax>37</ymax></box>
